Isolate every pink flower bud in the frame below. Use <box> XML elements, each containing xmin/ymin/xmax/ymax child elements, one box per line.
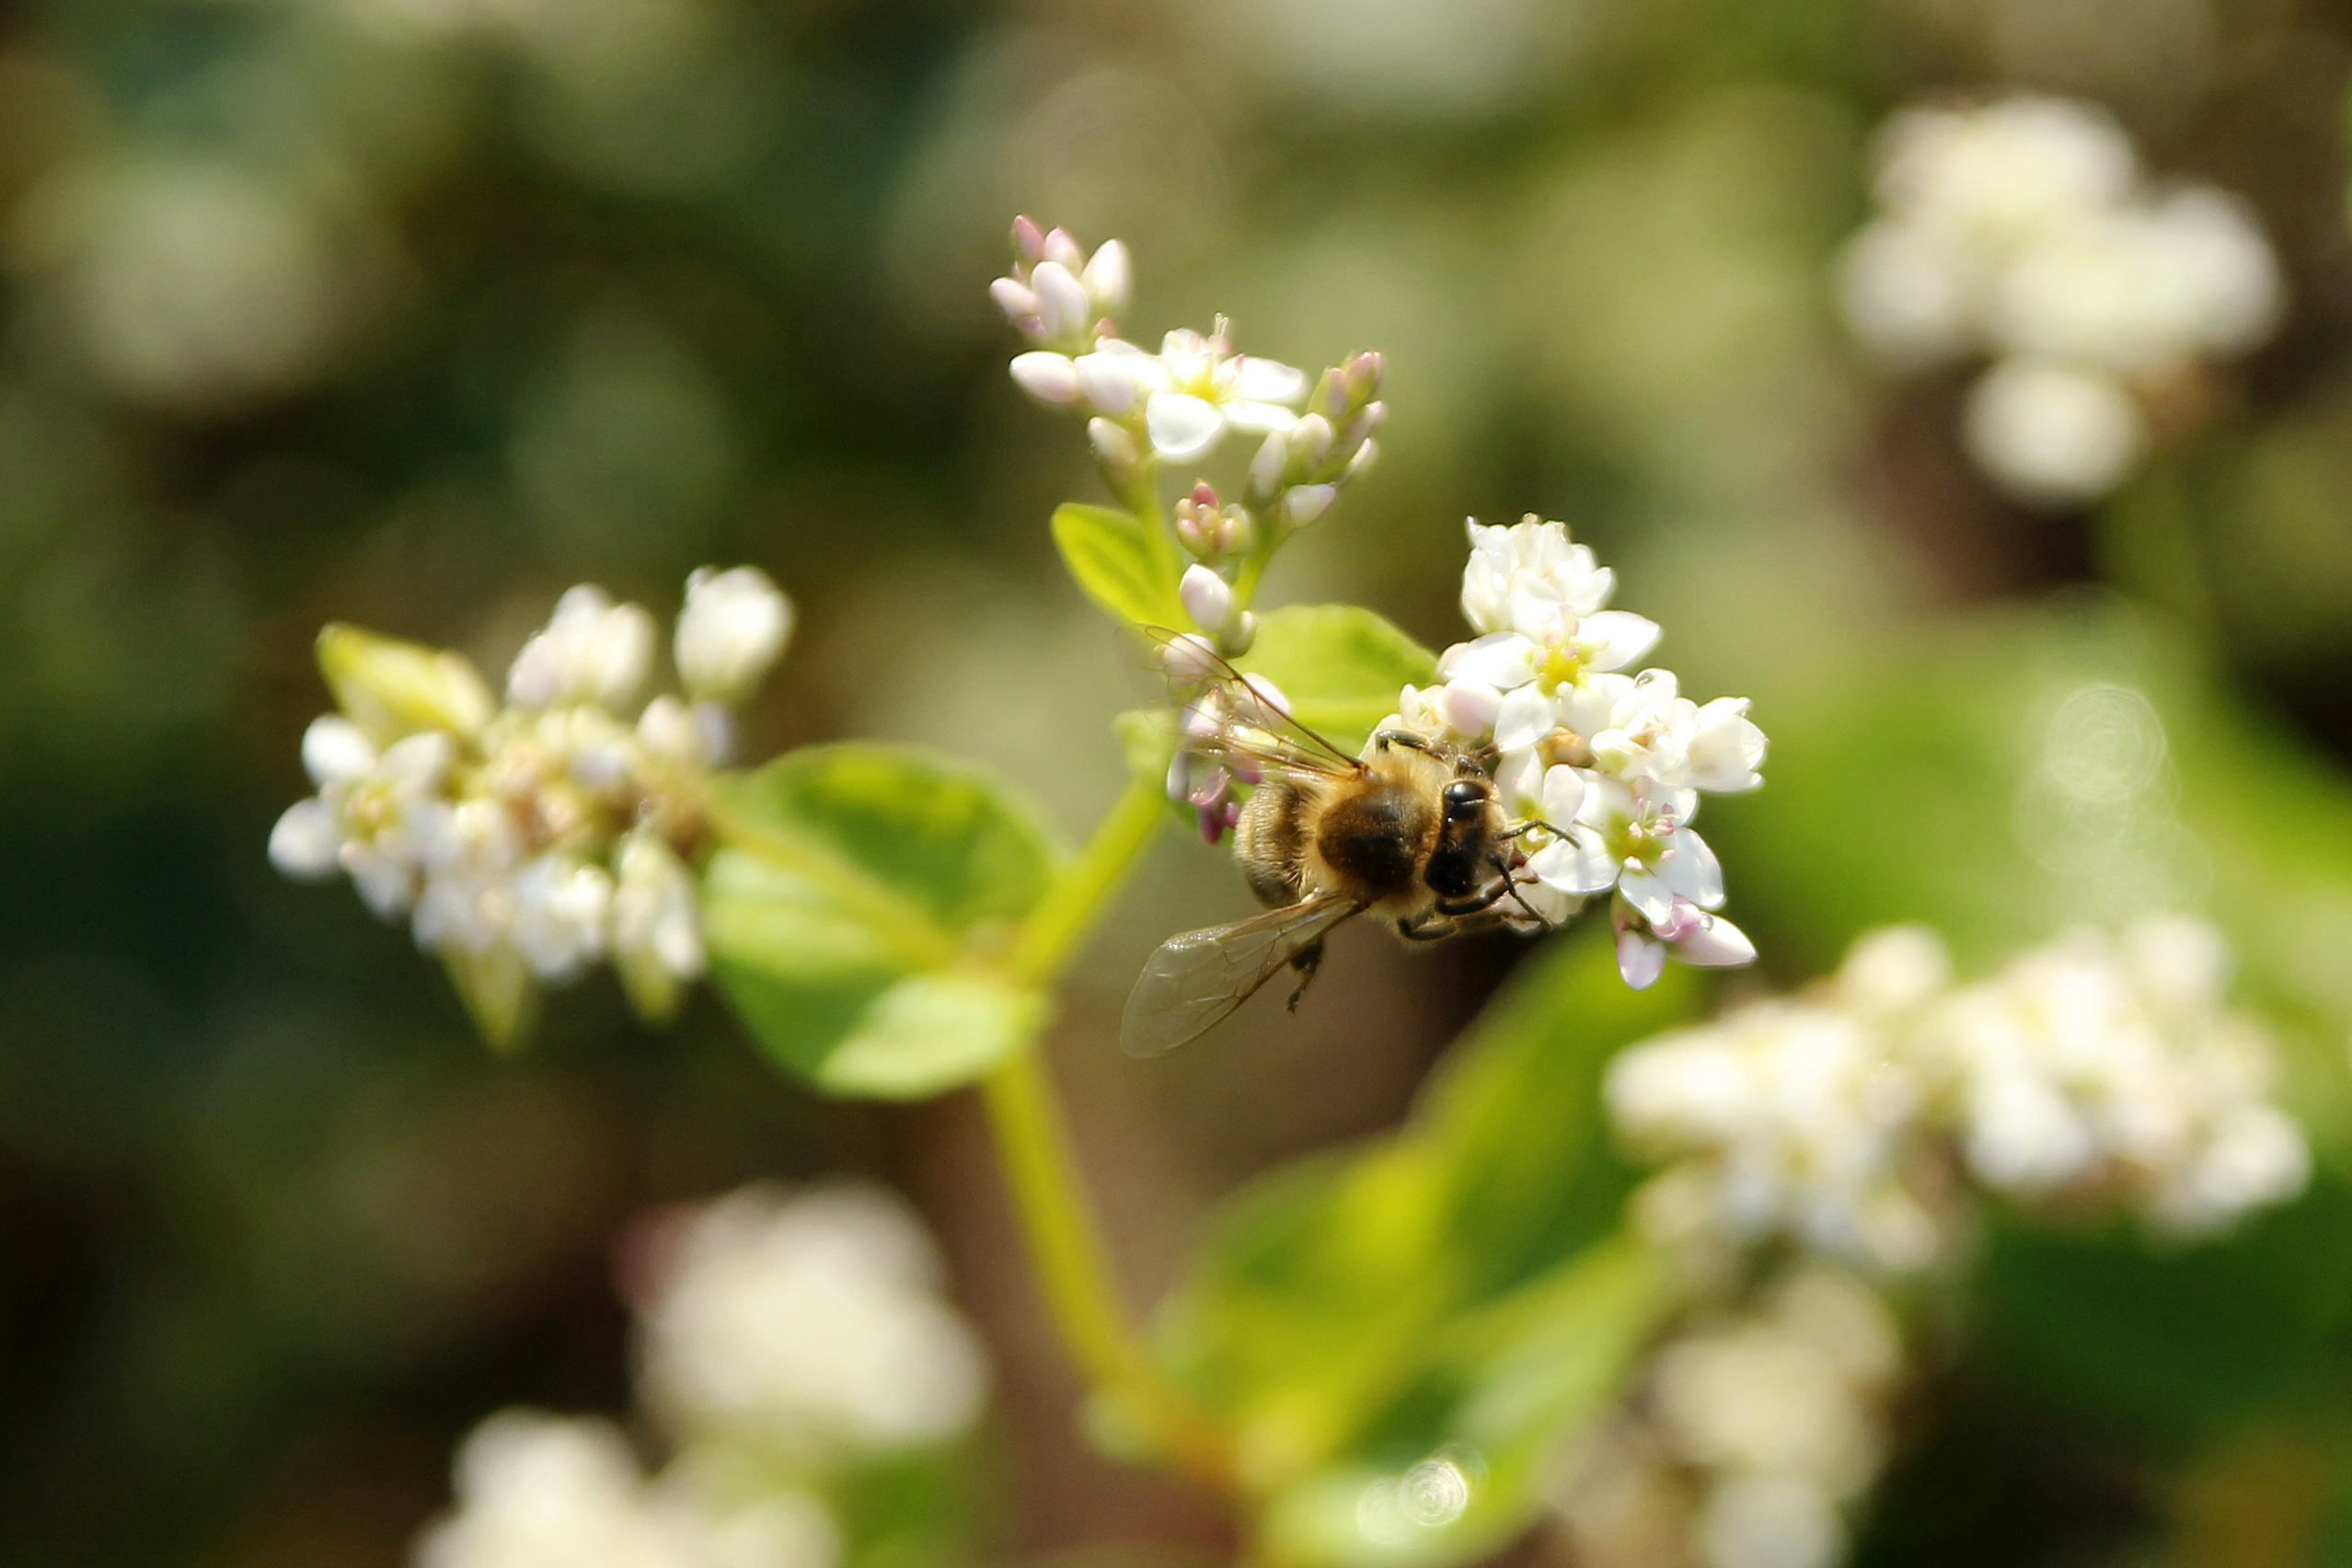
<box><xmin>1011</xmin><ymin>214</ymin><xmax>1044</xmax><ymax>268</ymax></box>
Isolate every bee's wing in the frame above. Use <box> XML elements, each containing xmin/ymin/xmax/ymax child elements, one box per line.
<box><xmin>1137</xmin><ymin>626</ymin><xmax>1367</xmax><ymax>779</ymax></box>
<box><xmin>1120</xmin><ymin>893</ymin><xmax>1366</xmax><ymax>1057</ymax></box>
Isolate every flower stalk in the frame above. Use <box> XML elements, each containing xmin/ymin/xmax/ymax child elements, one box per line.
<box><xmin>984</xmin><ymin>775</ymin><xmax>1236</xmax><ymax>1490</ymax></box>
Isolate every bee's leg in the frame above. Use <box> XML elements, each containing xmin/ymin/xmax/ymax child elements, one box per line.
<box><xmin>1399</xmin><ymin>913</ymin><xmax>1455</xmax><ymax>941</ymax></box>
<box><xmin>1487</xmin><ymin>854</ymin><xmax>1553</xmax><ymax>925</ymax></box>
<box><xmin>1370</xmin><ymin>729</ymin><xmax>1435</xmax><ymax>755</ymax></box>
<box><xmin>1286</xmin><ymin>938</ymin><xmax>1327</xmax><ymax>1009</ymax></box>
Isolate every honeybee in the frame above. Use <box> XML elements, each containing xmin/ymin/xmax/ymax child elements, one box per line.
<box><xmin>1123</xmin><ymin>640</ymin><xmax>1547</xmax><ymax>1056</ymax></box>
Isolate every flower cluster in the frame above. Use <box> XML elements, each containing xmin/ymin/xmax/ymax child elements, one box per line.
<box><xmin>415</xmin><ymin>1182</ymin><xmax>988</xmax><ymax>1568</ymax></box>
<box><xmin>633</xmin><ymin>1183</ymin><xmax>991</xmax><ymax>1462</ymax></box>
<box><xmin>268</xmin><ymin>567</ymin><xmax>791</xmax><ymax>1041</ymax></box>
<box><xmin>994</xmin><ymin>217</ymin><xmax>1383</xmax><ymax>658</ymax></box>
<box><xmin>1608</xmin><ymin>919</ymin><xmax>2309</xmax><ymax>1275</ymax></box>
<box><xmin>1558</xmin><ymin>1269</ymin><xmax>1906</xmax><ymax>1568</ymax></box>
<box><xmin>1384</xmin><ymin>516</ymin><xmax>1768</xmax><ymax>987</ymax></box>
<box><xmin>1838</xmin><ymin>95</ymin><xmax>2283</xmax><ymax>506</ymax></box>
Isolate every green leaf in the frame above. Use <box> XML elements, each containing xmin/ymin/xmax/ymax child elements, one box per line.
<box><xmin>1240</xmin><ymin>605</ymin><xmax>1439</xmax><ymax>751</ymax></box>
<box><xmin>1052</xmin><ymin>503</ymin><xmax>1183</xmax><ymax>629</ymax></box>
<box><xmin>700</xmin><ymin>744</ymin><xmax>1066</xmax><ymax>1100</ymax></box>
<box><xmin>1158</xmin><ymin>928</ymin><xmax>1695</xmax><ymax>1562</ymax></box>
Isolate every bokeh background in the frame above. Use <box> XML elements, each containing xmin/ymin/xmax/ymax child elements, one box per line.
<box><xmin>6</xmin><ymin>0</ymin><xmax>2352</xmax><ymax>1562</ymax></box>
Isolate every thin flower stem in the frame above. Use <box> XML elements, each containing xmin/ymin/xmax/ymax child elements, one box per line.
<box><xmin>985</xmin><ymin>775</ymin><xmax>1237</xmax><ymax>1490</ymax></box>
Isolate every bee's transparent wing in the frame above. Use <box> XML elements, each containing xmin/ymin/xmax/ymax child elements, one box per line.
<box><xmin>1121</xmin><ymin>894</ymin><xmax>1365</xmax><ymax>1057</ymax></box>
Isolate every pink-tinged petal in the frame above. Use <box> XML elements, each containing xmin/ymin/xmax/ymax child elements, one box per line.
<box><xmin>1440</xmin><ymin>679</ymin><xmax>1503</xmax><ymax>737</ymax></box>
<box><xmin>1281</xmin><ymin>484</ymin><xmax>1336</xmax><ymax>526</ymax></box>
<box><xmin>1009</xmin><ymin>352</ymin><xmax>1081</xmax><ymax>407</ymax></box>
<box><xmin>1161</xmin><ymin>633</ymin><xmax>1219</xmax><ymax>685</ymax></box>
<box><xmin>1618</xmin><ymin>928</ymin><xmax>1668</xmax><ymax>990</ymax></box>
<box><xmin>1073</xmin><ymin>352</ymin><xmax>1141</xmax><ymax>416</ymax></box>
<box><xmin>1579</xmin><ymin>611</ymin><xmax>1662</xmax><ymax>671</ymax></box>
<box><xmin>1030</xmin><ymin>261</ymin><xmax>1089</xmax><ymax>340</ymax></box>
<box><xmin>989</xmin><ymin>277</ymin><xmax>1039</xmax><ymax>325</ymax></box>
<box><xmin>1528</xmin><ymin>828</ymin><xmax>1619</xmax><ymax>895</ymax></box>
<box><xmin>1493</xmin><ymin>683</ymin><xmax>1556</xmax><ymax>752</ymax></box>
<box><xmin>1239</xmin><ymin>674</ymin><xmax>1291</xmax><ymax>719</ymax></box>
<box><xmin>1672</xmin><ymin>912</ymin><xmax>1756</xmax><ymax>968</ymax></box>
<box><xmin>1439</xmin><ymin>631</ymin><xmax>1539</xmax><ymax>691</ymax></box>
<box><xmin>1618</xmin><ymin>867</ymin><xmax>1678</xmax><ymax>927</ymax></box>
<box><xmin>1146</xmin><ymin>392</ymin><xmax>1224</xmax><ymax>460</ymax></box>
<box><xmin>1660</xmin><ymin>826</ymin><xmax>1725</xmax><ymax>908</ymax></box>
<box><xmin>1231</xmin><ymin>357</ymin><xmax>1309</xmax><ymax>404</ymax></box>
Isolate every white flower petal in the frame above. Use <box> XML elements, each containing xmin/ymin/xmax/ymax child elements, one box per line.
<box><xmin>1618</xmin><ymin>928</ymin><xmax>1668</xmax><ymax>990</ymax></box>
<box><xmin>1439</xmin><ymin>631</ymin><xmax>1539</xmax><ymax>691</ymax></box>
<box><xmin>1030</xmin><ymin>261</ymin><xmax>1090</xmax><ymax>341</ymax></box>
<box><xmin>1538</xmin><ymin>764</ymin><xmax>1587</xmax><ymax>828</ymax></box>
<box><xmin>1145</xmin><ymin>392</ymin><xmax>1224</xmax><ymax>460</ymax></box>
<box><xmin>1072</xmin><ymin>352</ymin><xmax>1141</xmax><ymax>416</ymax></box>
<box><xmin>1493</xmin><ymin>684</ymin><xmax>1557</xmax><ymax>753</ymax></box>
<box><xmin>1579</xmin><ymin>611</ymin><xmax>1663</xmax><ymax>672</ymax></box>
<box><xmin>1660</xmin><ymin>827</ymin><xmax>1725</xmax><ymax>909</ymax></box>
<box><xmin>1439</xmin><ymin>679</ymin><xmax>1502</xmax><ymax>738</ymax></box>
<box><xmin>302</xmin><ymin>716</ymin><xmax>376</xmax><ymax>786</ymax></box>
<box><xmin>269</xmin><ymin>798</ymin><xmax>343</xmax><ymax>879</ymax></box>
<box><xmin>1009</xmin><ymin>351</ymin><xmax>1081</xmax><ymax>408</ymax></box>
<box><xmin>1528</xmin><ymin>827</ymin><xmax>1620</xmax><ymax>895</ymax></box>
<box><xmin>1231</xmin><ymin>357</ymin><xmax>1308</xmax><ymax>404</ymax></box>
<box><xmin>1221</xmin><ymin>400</ymin><xmax>1301</xmax><ymax>435</ymax></box>
<box><xmin>1672</xmin><ymin>912</ymin><xmax>1756</xmax><ymax>968</ymax></box>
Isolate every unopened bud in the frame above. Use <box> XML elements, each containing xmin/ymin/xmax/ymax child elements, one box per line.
<box><xmin>1030</xmin><ymin>262</ymin><xmax>1089</xmax><ymax>343</ymax></box>
<box><xmin>1289</xmin><ymin>413</ymin><xmax>1334</xmax><ymax>467</ymax></box>
<box><xmin>1343</xmin><ymin>438</ymin><xmax>1379</xmax><ymax>483</ymax></box>
<box><xmin>1343</xmin><ymin>400</ymin><xmax>1388</xmax><ymax>450</ymax></box>
<box><xmin>1179</xmin><ymin>564</ymin><xmax>1234</xmax><ymax>633</ymax></box>
<box><xmin>1282</xmin><ymin>484</ymin><xmax>1336</xmax><ymax>527</ymax></box>
<box><xmin>1010</xmin><ymin>214</ymin><xmax>1045</xmax><ymax>269</ymax></box>
<box><xmin>1312</xmin><ymin>369</ymin><xmax>1351</xmax><ymax>423</ymax></box>
<box><xmin>989</xmin><ymin>277</ymin><xmax>1039</xmax><ymax>329</ymax></box>
<box><xmin>1009</xmin><ymin>351</ymin><xmax>1082</xmax><ymax>408</ymax></box>
<box><xmin>1073</xmin><ymin>352</ymin><xmax>1140</xmax><ymax>417</ymax></box>
<box><xmin>1343</xmin><ymin>351</ymin><xmax>1384</xmax><ymax>403</ymax></box>
<box><xmin>1161</xmin><ymin>633</ymin><xmax>1219</xmax><ymax>685</ymax></box>
<box><xmin>1042</xmin><ymin>226</ymin><xmax>1084</xmax><ymax>272</ymax></box>
<box><xmin>675</xmin><ymin>565</ymin><xmax>792</xmax><ymax>706</ymax></box>
<box><xmin>1248</xmin><ymin>431</ymin><xmax>1287</xmax><ymax>498</ymax></box>
<box><xmin>1224</xmin><ymin>610</ymin><xmax>1257</xmax><ymax>658</ymax></box>
<box><xmin>318</xmin><ymin>624</ymin><xmax>495</xmax><ymax>744</ymax></box>
<box><xmin>1082</xmin><ymin>239</ymin><xmax>1131</xmax><ymax>317</ymax></box>
<box><xmin>1087</xmin><ymin>416</ymin><xmax>1139</xmax><ymax>469</ymax></box>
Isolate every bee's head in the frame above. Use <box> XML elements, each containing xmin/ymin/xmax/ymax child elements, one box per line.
<box><xmin>1441</xmin><ymin>778</ymin><xmax>1490</xmax><ymax>824</ymax></box>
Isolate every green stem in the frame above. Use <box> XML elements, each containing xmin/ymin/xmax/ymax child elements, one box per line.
<box><xmin>983</xmin><ymin>776</ymin><xmax>1236</xmax><ymax>1490</ymax></box>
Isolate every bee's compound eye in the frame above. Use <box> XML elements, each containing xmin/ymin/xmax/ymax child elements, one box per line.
<box><xmin>1442</xmin><ymin>780</ymin><xmax>1485</xmax><ymax>821</ymax></box>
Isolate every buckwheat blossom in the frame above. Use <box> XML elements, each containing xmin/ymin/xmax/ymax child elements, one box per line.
<box><xmin>269</xmin><ymin>568</ymin><xmax>794</xmax><ymax>1039</ymax></box>
<box><xmin>1837</xmin><ymin>94</ymin><xmax>2283</xmax><ymax>506</ymax></box>
<box><xmin>413</xmin><ymin>1411</ymin><xmax>837</xmax><ymax>1568</ymax></box>
<box><xmin>634</xmin><ymin>1183</ymin><xmax>989</xmax><ymax>1462</ymax></box>
<box><xmin>1606</xmin><ymin>918</ymin><xmax>2308</xmax><ymax>1273</ymax></box>
<box><xmin>1558</xmin><ymin>1269</ymin><xmax>1907</xmax><ymax>1568</ymax></box>
<box><xmin>1386</xmin><ymin>515</ymin><xmax>1766</xmax><ymax>987</ymax></box>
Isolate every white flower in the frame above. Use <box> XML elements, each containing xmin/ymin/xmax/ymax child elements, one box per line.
<box><xmin>1460</xmin><ymin>513</ymin><xmax>1619</xmax><ymax>636</ymax></box>
<box><xmin>615</xmin><ymin>831</ymin><xmax>704</xmax><ymax>1020</ymax></box>
<box><xmin>1126</xmin><ymin>328</ymin><xmax>1309</xmax><ymax>462</ymax></box>
<box><xmin>1873</xmin><ymin>97</ymin><xmax>2138</xmax><ymax>245</ymax></box>
<box><xmin>675</xmin><ymin>567</ymin><xmax>791</xmax><ymax>706</ymax></box>
<box><xmin>508</xmin><ymin>584</ymin><xmax>658</xmax><ymax>711</ymax></box>
<box><xmin>509</xmin><ymin>853</ymin><xmax>615</xmax><ymax>981</ymax></box>
<box><xmin>413</xmin><ymin>1411</ymin><xmax>836</xmax><ymax>1568</ymax></box>
<box><xmin>1962</xmin><ymin>358</ymin><xmax>2147</xmax><ymax>508</ymax></box>
<box><xmin>1586</xmin><ymin>671</ymin><xmax>1767</xmax><ymax>794</ymax></box>
<box><xmin>415</xmin><ymin>1412</ymin><xmax>697</xmax><ymax>1568</ymax></box>
<box><xmin>636</xmin><ymin>1183</ymin><xmax>989</xmax><ymax>1459</ymax></box>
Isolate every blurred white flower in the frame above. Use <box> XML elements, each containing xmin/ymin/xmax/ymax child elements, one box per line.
<box><xmin>1608</xmin><ymin>917</ymin><xmax>2308</xmax><ymax>1267</ymax></box>
<box><xmin>1132</xmin><ymin>327</ymin><xmax>1309</xmax><ymax>462</ymax></box>
<box><xmin>508</xmin><ymin>584</ymin><xmax>658</xmax><ymax>711</ymax></box>
<box><xmin>273</xmin><ymin>567</ymin><xmax>792</xmax><ymax>1038</ymax></box>
<box><xmin>413</xmin><ymin>1411</ymin><xmax>836</xmax><ymax>1568</ymax></box>
<box><xmin>24</xmin><ymin>156</ymin><xmax>352</xmax><ymax>410</ymax></box>
<box><xmin>1963</xmin><ymin>358</ymin><xmax>2147</xmax><ymax>507</ymax></box>
<box><xmin>1839</xmin><ymin>93</ymin><xmax>2284</xmax><ymax>507</ymax></box>
<box><xmin>637</xmin><ymin>1182</ymin><xmax>989</xmax><ymax>1460</ymax></box>
<box><xmin>675</xmin><ymin>567</ymin><xmax>792</xmax><ymax>706</ymax></box>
